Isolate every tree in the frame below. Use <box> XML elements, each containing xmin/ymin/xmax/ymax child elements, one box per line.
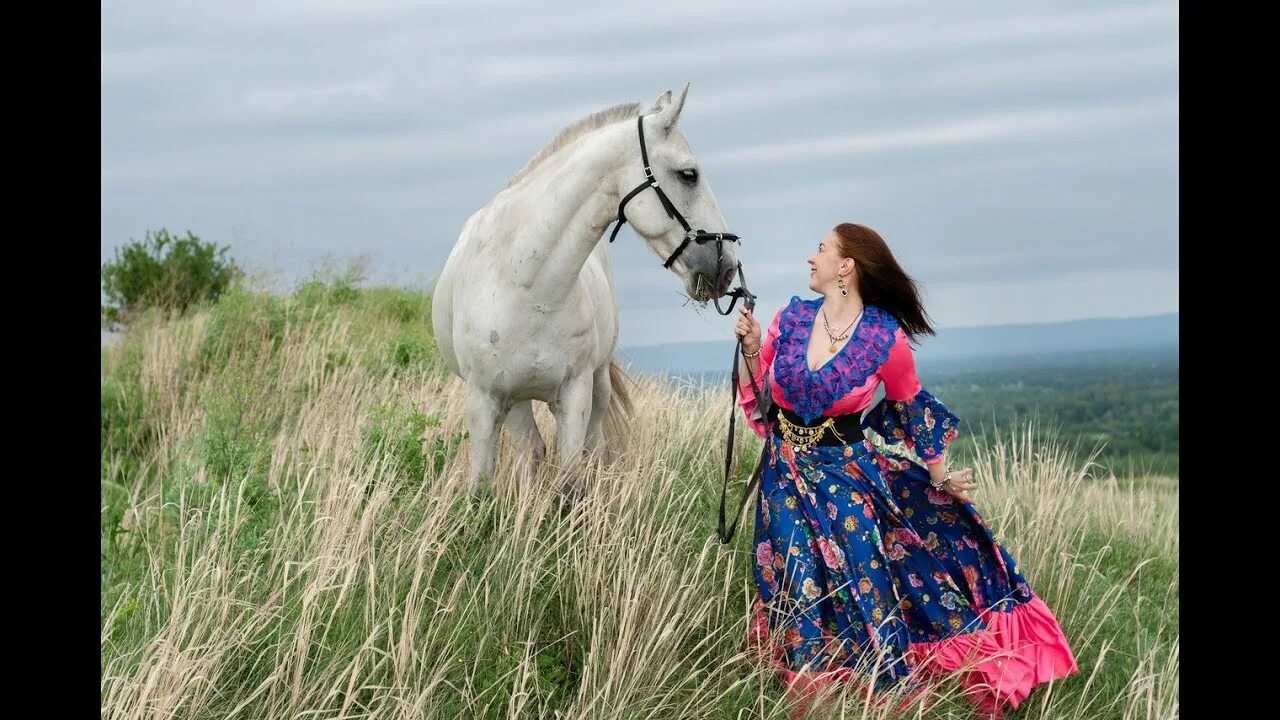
<box><xmin>101</xmin><ymin>229</ymin><xmax>240</xmax><ymax>329</ymax></box>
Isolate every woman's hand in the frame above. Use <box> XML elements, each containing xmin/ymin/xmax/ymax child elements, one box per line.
<box><xmin>937</xmin><ymin>467</ymin><xmax>978</xmax><ymax>504</ymax></box>
<box><xmin>735</xmin><ymin>306</ymin><xmax>762</xmax><ymax>354</ymax></box>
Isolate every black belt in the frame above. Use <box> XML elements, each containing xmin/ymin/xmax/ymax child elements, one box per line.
<box><xmin>769</xmin><ymin>406</ymin><xmax>865</xmax><ymax>446</ymax></box>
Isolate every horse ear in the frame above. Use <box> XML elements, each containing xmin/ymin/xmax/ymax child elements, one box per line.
<box><xmin>647</xmin><ymin>89</ymin><xmax>673</xmax><ymax>115</ymax></box>
<box><xmin>657</xmin><ymin>82</ymin><xmax>690</xmax><ymax>134</ymax></box>
<box><xmin>665</xmin><ymin>81</ymin><xmax>686</xmax><ymax>132</ymax></box>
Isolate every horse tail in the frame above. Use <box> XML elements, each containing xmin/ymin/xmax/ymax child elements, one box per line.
<box><xmin>602</xmin><ymin>357</ymin><xmax>635</xmax><ymax>457</ymax></box>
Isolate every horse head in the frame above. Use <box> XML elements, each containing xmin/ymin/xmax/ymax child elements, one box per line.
<box><xmin>616</xmin><ymin>83</ymin><xmax>740</xmax><ymax>303</ymax></box>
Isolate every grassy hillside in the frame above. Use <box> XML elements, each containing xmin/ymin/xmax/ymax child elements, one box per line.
<box><xmin>619</xmin><ymin>313</ymin><xmax>1177</xmax><ymax>376</ymax></box>
<box><xmin>100</xmin><ymin>279</ymin><xmax>1178</xmax><ymax>719</ymax></box>
<box><xmin>644</xmin><ymin>351</ymin><xmax>1179</xmax><ymax>481</ymax></box>
<box><xmin>927</xmin><ymin>356</ymin><xmax>1179</xmax><ymax>479</ymax></box>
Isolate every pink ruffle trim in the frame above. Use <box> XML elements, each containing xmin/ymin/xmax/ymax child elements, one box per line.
<box><xmin>908</xmin><ymin>595</ymin><xmax>1079</xmax><ymax>718</ymax></box>
<box><xmin>747</xmin><ymin>598</ymin><xmax>924</xmax><ymax>719</ymax></box>
<box><xmin>748</xmin><ymin>595</ymin><xmax>1078</xmax><ymax>719</ymax></box>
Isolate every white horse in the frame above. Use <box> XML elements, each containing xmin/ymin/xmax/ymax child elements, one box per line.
<box><xmin>432</xmin><ymin>84</ymin><xmax>739</xmax><ymax>498</ymax></box>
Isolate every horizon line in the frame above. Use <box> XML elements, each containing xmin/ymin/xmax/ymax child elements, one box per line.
<box><xmin>620</xmin><ymin>309</ymin><xmax>1179</xmax><ymax>350</ymax></box>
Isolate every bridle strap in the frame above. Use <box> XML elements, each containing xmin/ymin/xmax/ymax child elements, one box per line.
<box><xmin>709</xmin><ymin>244</ymin><xmax>753</xmax><ymax>317</ymax></box>
<box><xmin>609</xmin><ymin>180</ymin><xmax>654</xmax><ymax>243</ymax></box>
<box><xmin>608</xmin><ymin>116</ymin><xmax>738</xmax><ymax>276</ymax></box>
<box><xmin>602</xmin><ymin>113</ymin><xmax>763</xmax><ymax>544</ymax></box>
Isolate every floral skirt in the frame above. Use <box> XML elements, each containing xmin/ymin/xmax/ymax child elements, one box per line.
<box><xmin>747</xmin><ymin>432</ymin><xmax>1078</xmax><ymax>719</ymax></box>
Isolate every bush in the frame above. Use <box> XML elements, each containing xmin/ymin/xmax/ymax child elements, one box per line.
<box><xmin>292</xmin><ymin>261</ymin><xmax>365</xmax><ymax>313</ymax></box>
<box><xmin>390</xmin><ymin>336</ymin><xmax>432</xmax><ymax>368</ymax></box>
<box><xmin>101</xmin><ymin>376</ymin><xmax>151</xmax><ymax>484</ymax></box>
<box><xmin>293</xmin><ymin>276</ymin><xmax>361</xmax><ymax>311</ymax></box>
<box><xmin>361</xmin><ymin>403</ymin><xmax>438</xmax><ymax>483</ymax></box>
<box><xmin>197</xmin><ymin>288</ymin><xmax>289</xmax><ymax>372</ymax></box>
<box><xmin>102</xmin><ymin>229</ymin><xmax>240</xmax><ymax>329</ymax></box>
<box><xmin>365</xmin><ymin>287</ymin><xmax>428</xmax><ymax>324</ymax></box>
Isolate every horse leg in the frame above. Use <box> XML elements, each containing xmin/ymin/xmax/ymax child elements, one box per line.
<box><xmin>504</xmin><ymin>399</ymin><xmax>545</xmax><ymax>484</ymax></box>
<box><xmin>550</xmin><ymin>372</ymin><xmax>593</xmax><ymax>507</ymax></box>
<box><xmin>584</xmin><ymin>363</ymin><xmax>611</xmax><ymax>461</ymax></box>
<box><xmin>464</xmin><ymin>385</ymin><xmax>508</xmax><ymax>497</ymax></box>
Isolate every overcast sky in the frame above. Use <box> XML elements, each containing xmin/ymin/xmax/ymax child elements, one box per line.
<box><xmin>102</xmin><ymin>0</ymin><xmax>1178</xmax><ymax>347</ymax></box>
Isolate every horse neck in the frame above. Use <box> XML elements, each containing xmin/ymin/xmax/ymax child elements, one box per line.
<box><xmin>507</xmin><ymin>124</ymin><xmax>630</xmax><ymax>305</ymax></box>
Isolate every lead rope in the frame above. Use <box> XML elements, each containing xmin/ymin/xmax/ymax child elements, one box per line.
<box><xmin>717</xmin><ymin>268</ymin><xmax>768</xmax><ymax>544</ymax></box>
<box><xmin>601</xmin><ymin>115</ymin><xmax>759</xmax><ymax>543</ymax></box>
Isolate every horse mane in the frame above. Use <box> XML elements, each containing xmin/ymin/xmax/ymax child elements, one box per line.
<box><xmin>506</xmin><ymin>101</ymin><xmax>645</xmax><ymax>188</ymax></box>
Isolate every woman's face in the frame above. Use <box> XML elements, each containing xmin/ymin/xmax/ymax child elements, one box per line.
<box><xmin>807</xmin><ymin>232</ymin><xmax>850</xmax><ymax>294</ymax></box>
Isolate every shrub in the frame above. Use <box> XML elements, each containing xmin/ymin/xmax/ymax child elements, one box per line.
<box><xmin>102</xmin><ymin>229</ymin><xmax>239</xmax><ymax>329</ymax></box>
<box><xmin>361</xmin><ymin>403</ymin><xmax>442</xmax><ymax>483</ymax></box>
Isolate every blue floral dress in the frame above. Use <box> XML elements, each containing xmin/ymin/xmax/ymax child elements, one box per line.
<box><xmin>735</xmin><ymin>297</ymin><xmax>1078</xmax><ymax>719</ymax></box>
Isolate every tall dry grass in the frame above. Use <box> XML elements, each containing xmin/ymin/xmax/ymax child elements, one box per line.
<box><xmin>101</xmin><ymin>287</ymin><xmax>1177</xmax><ymax>720</ymax></box>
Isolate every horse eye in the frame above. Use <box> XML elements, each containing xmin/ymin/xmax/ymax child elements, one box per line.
<box><xmin>678</xmin><ymin>168</ymin><xmax>699</xmax><ymax>183</ymax></box>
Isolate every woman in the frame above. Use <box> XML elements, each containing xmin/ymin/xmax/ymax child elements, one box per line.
<box><xmin>732</xmin><ymin>223</ymin><xmax>1077</xmax><ymax>719</ymax></box>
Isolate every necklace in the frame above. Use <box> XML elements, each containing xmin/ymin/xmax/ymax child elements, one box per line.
<box><xmin>821</xmin><ymin>307</ymin><xmax>863</xmax><ymax>353</ymax></box>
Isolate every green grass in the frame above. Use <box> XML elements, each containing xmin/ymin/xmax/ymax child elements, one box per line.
<box><xmin>100</xmin><ymin>278</ymin><xmax>1178</xmax><ymax>720</ymax></box>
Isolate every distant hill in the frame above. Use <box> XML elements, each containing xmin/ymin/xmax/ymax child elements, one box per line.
<box><xmin>619</xmin><ymin>312</ymin><xmax>1178</xmax><ymax>377</ymax></box>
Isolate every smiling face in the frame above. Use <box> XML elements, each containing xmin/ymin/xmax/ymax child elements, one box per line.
<box><xmin>807</xmin><ymin>231</ymin><xmax>854</xmax><ymax>294</ymax></box>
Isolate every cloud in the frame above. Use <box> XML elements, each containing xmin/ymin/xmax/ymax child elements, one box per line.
<box><xmin>101</xmin><ymin>0</ymin><xmax>1179</xmax><ymax>347</ymax></box>
<box><xmin>704</xmin><ymin>94</ymin><xmax>1176</xmax><ymax>167</ymax></box>
<box><xmin>913</xmin><ymin>40</ymin><xmax>1179</xmax><ymax>92</ymax></box>
<box><xmin>464</xmin><ymin>1</ymin><xmax>1177</xmax><ymax>88</ymax></box>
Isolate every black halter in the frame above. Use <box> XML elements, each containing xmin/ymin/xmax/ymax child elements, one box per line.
<box><xmin>608</xmin><ymin>115</ymin><xmax>754</xmax><ymax>317</ymax></box>
<box><xmin>606</xmin><ymin>114</ymin><xmax>765</xmax><ymax>545</ymax></box>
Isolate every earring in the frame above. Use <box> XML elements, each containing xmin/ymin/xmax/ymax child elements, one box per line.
<box><xmin>837</xmin><ymin>278</ymin><xmax>847</xmax><ymax>297</ymax></box>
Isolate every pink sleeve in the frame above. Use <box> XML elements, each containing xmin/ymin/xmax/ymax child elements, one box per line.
<box><xmin>876</xmin><ymin>329</ymin><xmax>944</xmax><ymax>464</ymax></box>
<box><xmin>878</xmin><ymin>328</ymin><xmax>924</xmax><ymax>401</ymax></box>
<box><xmin>736</xmin><ymin>308</ymin><xmax>782</xmax><ymax>439</ymax></box>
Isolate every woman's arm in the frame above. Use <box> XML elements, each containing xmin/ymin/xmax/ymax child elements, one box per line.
<box><xmin>733</xmin><ymin>306</ymin><xmax>782</xmax><ymax>437</ymax></box>
<box><xmin>735</xmin><ymin>340</ymin><xmax>761</xmax><ymax>387</ymax></box>
<box><xmin>873</xmin><ymin>328</ymin><xmax>978</xmax><ymax>502</ymax></box>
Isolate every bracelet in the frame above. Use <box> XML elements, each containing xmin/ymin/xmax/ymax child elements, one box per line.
<box><xmin>741</xmin><ymin>345</ymin><xmax>761</xmax><ymax>358</ymax></box>
<box><xmin>930</xmin><ymin>470</ymin><xmax>951</xmax><ymax>490</ymax></box>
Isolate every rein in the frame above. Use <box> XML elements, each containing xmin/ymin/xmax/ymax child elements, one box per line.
<box><xmin>606</xmin><ymin>114</ymin><xmax>764</xmax><ymax>544</ymax></box>
<box><xmin>717</xmin><ymin>291</ymin><xmax>769</xmax><ymax>544</ymax></box>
